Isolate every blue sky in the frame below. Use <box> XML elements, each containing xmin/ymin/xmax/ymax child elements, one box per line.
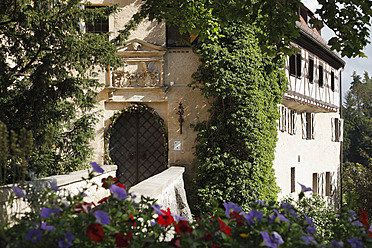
<box><xmin>302</xmin><ymin>0</ymin><xmax>372</xmax><ymax>100</ymax></box>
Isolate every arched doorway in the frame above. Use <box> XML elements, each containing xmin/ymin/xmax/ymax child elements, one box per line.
<box><xmin>107</xmin><ymin>104</ymin><xmax>168</xmax><ymax>188</ymax></box>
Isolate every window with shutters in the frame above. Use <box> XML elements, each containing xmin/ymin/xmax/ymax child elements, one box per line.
<box><xmin>279</xmin><ymin>105</ymin><xmax>287</xmax><ymax>132</ymax></box>
<box><xmin>309</xmin><ymin>58</ymin><xmax>314</xmax><ymax>83</ymax></box>
<box><xmin>319</xmin><ymin>65</ymin><xmax>324</xmax><ymax>87</ymax></box>
<box><xmin>313</xmin><ymin>173</ymin><xmax>318</xmax><ymax>194</ymax></box>
<box><xmin>291</xmin><ymin>167</ymin><xmax>295</xmax><ymax>193</ymax></box>
<box><xmin>302</xmin><ymin>112</ymin><xmax>315</xmax><ymax>140</ymax></box>
<box><xmin>289</xmin><ymin>53</ymin><xmax>302</xmax><ymax>78</ymax></box>
<box><xmin>331</xmin><ymin>118</ymin><xmax>343</xmax><ymax>142</ymax></box>
<box><xmin>288</xmin><ymin>109</ymin><xmax>297</xmax><ymax>135</ymax></box>
<box><xmin>325</xmin><ymin>172</ymin><xmax>331</xmax><ymax>196</ymax></box>
<box><xmin>331</xmin><ymin>71</ymin><xmax>335</xmax><ymax>91</ymax></box>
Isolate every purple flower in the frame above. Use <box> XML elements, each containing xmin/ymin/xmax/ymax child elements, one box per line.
<box><xmin>25</xmin><ymin>229</ymin><xmax>43</xmax><ymax>243</ymax></box>
<box><xmin>12</xmin><ymin>186</ymin><xmax>25</xmax><ymax>198</ymax></box>
<box><xmin>299</xmin><ymin>183</ymin><xmax>312</xmax><ymax>192</ymax></box>
<box><xmin>49</xmin><ymin>182</ymin><xmax>60</xmax><ymax>192</ymax></box>
<box><xmin>270</xmin><ymin>209</ymin><xmax>289</xmax><ymax>223</ymax></box>
<box><xmin>243</xmin><ymin>210</ymin><xmax>263</xmax><ymax>225</ymax></box>
<box><xmin>304</xmin><ymin>214</ymin><xmax>314</xmax><ymax>226</ymax></box>
<box><xmin>94</xmin><ymin>210</ymin><xmax>111</xmax><ymax>225</ymax></box>
<box><xmin>58</xmin><ymin>233</ymin><xmax>75</xmax><ymax>248</ymax></box>
<box><xmin>255</xmin><ymin>199</ymin><xmax>268</xmax><ymax>206</ymax></box>
<box><xmin>353</xmin><ymin>220</ymin><xmax>363</xmax><ymax>227</ymax></box>
<box><xmin>306</xmin><ymin>226</ymin><xmax>316</xmax><ymax>235</ymax></box>
<box><xmin>260</xmin><ymin>231</ymin><xmax>284</xmax><ymax>248</ymax></box>
<box><xmin>41</xmin><ymin>222</ymin><xmax>55</xmax><ymax>232</ymax></box>
<box><xmin>40</xmin><ymin>207</ymin><xmax>60</xmax><ymax>219</ymax></box>
<box><xmin>110</xmin><ymin>184</ymin><xmax>127</xmax><ymax>200</ymax></box>
<box><xmin>280</xmin><ymin>202</ymin><xmax>298</xmax><ymax>218</ymax></box>
<box><xmin>348</xmin><ymin>238</ymin><xmax>363</xmax><ymax>248</ymax></box>
<box><xmin>40</xmin><ymin>207</ymin><xmax>52</xmax><ymax>219</ymax></box>
<box><xmin>272</xmin><ymin>232</ymin><xmax>284</xmax><ymax>246</ymax></box>
<box><xmin>302</xmin><ymin>236</ymin><xmax>318</xmax><ymax>245</ymax></box>
<box><xmin>331</xmin><ymin>240</ymin><xmax>344</xmax><ymax>247</ymax></box>
<box><xmin>223</xmin><ymin>202</ymin><xmax>242</xmax><ymax>218</ymax></box>
<box><xmin>369</xmin><ymin>224</ymin><xmax>372</xmax><ymax>232</ymax></box>
<box><xmin>151</xmin><ymin>204</ymin><xmax>165</xmax><ymax>216</ymax></box>
<box><xmin>90</xmin><ymin>162</ymin><xmax>104</xmax><ymax>173</ymax></box>
<box><xmin>172</xmin><ymin>214</ymin><xmax>188</xmax><ymax>222</ymax></box>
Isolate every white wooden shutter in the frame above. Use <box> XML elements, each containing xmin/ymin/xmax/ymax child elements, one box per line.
<box><xmin>339</xmin><ymin>118</ymin><xmax>344</xmax><ymax>142</ymax></box>
<box><xmin>311</xmin><ymin>113</ymin><xmax>315</xmax><ymax>139</ymax></box>
<box><xmin>293</xmin><ymin>111</ymin><xmax>297</xmax><ymax>135</ymax></box>
<box><xmin>279</xmin><ymin>106</ymin><xmax>283</xmax><ymax>131</ymax></box>
<box><xmin>302</xmin><ymin>112</ymin><xmax>307</xmax><ymax>139</ymax></box>
<box><xmin>331</xmin><ymin>118</ymin><xmax>335</xmax><ymax>141</ymax></box>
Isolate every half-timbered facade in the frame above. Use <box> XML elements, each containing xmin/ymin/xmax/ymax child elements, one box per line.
<box><xmin>274</xmin><ymin>6</ymin><xmax>345</xmax><ymax>204</ymax></box>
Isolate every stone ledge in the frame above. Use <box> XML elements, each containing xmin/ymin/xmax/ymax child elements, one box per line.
<box><xmin>130</xmin><ymin>166</ymin><xmax>184</xmax><ymax>198</ymax></box>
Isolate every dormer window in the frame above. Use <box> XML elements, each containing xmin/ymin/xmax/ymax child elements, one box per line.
<box><xmin>289</xmin><ymin>53</ymin><xmax>301</xmax><ymax>78</ymax></box>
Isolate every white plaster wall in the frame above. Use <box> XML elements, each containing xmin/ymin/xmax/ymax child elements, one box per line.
<box><xmin>274</xmin><ymin>110</ymin><xmax>341</xmax><ymax>202</ymax></box>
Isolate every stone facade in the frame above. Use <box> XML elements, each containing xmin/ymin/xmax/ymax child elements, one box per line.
<box><xmin>88</xmin><ymin>1</ymin><xmax>344</xmax><ymax>203</ymax></box>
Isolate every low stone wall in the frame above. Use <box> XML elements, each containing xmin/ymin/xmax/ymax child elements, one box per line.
<box><xmin>130</xmin><ymin>166</ymin><xmax>192</xmax><ymax>221</ymax></box>
<box><xmin>1</xmin><ymin>165</ymin><xmax>192</xmax><ymax>225</ymax></box>
<box><xmin>0</xmin><ymin>165</ymin><xmax>117</xmax><ymax>225</ymax></box>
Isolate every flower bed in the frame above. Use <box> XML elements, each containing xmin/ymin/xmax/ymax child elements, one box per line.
<box><xmin>1</xmin><ymin>163</ymin><xmax>372</xmax><ymax>247</ymax></box>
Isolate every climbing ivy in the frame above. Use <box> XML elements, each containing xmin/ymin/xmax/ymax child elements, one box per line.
<box><xmin>191</xmin><ymin>24</ymin><xmax>288</xmax><ymax>214</ymax></box>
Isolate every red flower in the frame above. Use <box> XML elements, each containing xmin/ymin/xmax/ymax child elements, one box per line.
<box><xmin>359</xmin><ymin>209</ymin><xmax>372</xmax><ymax>238</ymax></box>
<box><xmin>116</xmin><ymin>182</ymin><xmax>126</xmax><ymax>190</ymax></box>
<box><xmin>86</xmin><ymin>223</ymin><xmax>105</xmax><ymax>243</ymax></box>
<box><xmin>211</xmin><ymin>245</ymin><xmax>222</xmax><ymax>248</ymax></box>
<box><xmin>102</xmin><ymin>176</ymin><xmax>118</xmax><ymax>189</ymax></box>
<box><xmin>98</xmin><ymin>196</ymin><xmax>109</xmax><ymax>204</ymax></box>
<box><xmin>74</xmin><ymin>202</ymin><xmax>94</xmax><ymax>214</ymax></box>
<box><xmin>156</xmin><ymin>208</ymin><xmax>175</xmax><ymax>226</ymax></box>
<box><xmin>127</xmin><ymin>215</ymin><xmax>137</xmax><ymax>228</ymax></box>
<box><xmin>230</xmin><ymin>211</ymin><xmax>245</xmax><ymax>226</ymax></box>
<box><xmin>114</xmin><ymin>232</ymin><xmax>133</xmax><ymax>247</ymax></box>
<box><xmin>175</xmin><ymin>220</ymin><xmax>193</xmax><ymax>235</ymax></box>
<box><xmin>217</xmin><ymin>218</ymin><xmax>232</xmax><ymax>236</ymax></box>
<box><xmin>200</xmin><ymin>232</ymin><xmax>212</xmax><ymax>241</ymax></box>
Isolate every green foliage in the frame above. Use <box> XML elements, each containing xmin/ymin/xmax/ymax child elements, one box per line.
<box><xmin>190</xmin><ymin>23</ymin><xmax>287</xmax><ymax>214</ymax></box>
<box><xmin>2</xmin><ymin>171</ymin><xmax>372</xmax><ymax>247</ymax></box>
<box><xmin>125</xmin><ymin>0</ymin><xmax>371</xmax><ymax>57</ymax></box>
<box><xmin>0</xmin><ymin>0</ymin><xmax>121</xmax><ymax>179</ymax></box>
<box><xmin>342</xmin><ymin>162</ymin><xmax>372</xmax><ymax>221</ymax></box>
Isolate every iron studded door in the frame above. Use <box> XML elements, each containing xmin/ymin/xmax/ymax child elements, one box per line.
<box><xmin>109</xmin><ymin>111</ymin><xmax>166</xmax><ymax>188</ymax></box>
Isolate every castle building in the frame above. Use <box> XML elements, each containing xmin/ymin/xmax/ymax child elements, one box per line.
<box><xmin>88</xmin><ymin>1</ymin><xmax>344</xmax><ymax>202</ymax></box>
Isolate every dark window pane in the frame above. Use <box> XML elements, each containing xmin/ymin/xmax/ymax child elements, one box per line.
<box><xmin>319</xmin><ymin>65</ymin><xmax>323</xmax><ymax>87</ymax></box>
<box><xmin>309</xmin><ymin>59</ymin><xmax>314</xmax><ymax>82</ymax></box>
<box><xmin>289</xmin><ymin>55</ymin><xmax>296</xmax><ymax>76</ymax></box>
<box><xmin>86</xmin><ymin>6</ymin><xmax>109</xmax><ymax>34</ymax></box>
<box><xmin>331</xmin><ymin>71</ymin><xmax>335</xmax><ymax>91</ymax></box>
<box><xmin>166</xmin><ymin>26</ymin><xmax>190</xmax><ymax>47</ymax></box>
<box><xmin>291</xmin><ymin>167</ymin><xmax>295</xmax><ymax>193</ymax></box>
<box><xmin>296</xmin><ymin>54</ymin><xmax>302</xmax><ymax>77</ymax></box>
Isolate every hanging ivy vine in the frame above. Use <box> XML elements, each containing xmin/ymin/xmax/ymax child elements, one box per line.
<box><xmin>104</xmin><ymin>103</ymin><xmax>168</xmax><ymax>165</ymax></box>
<box><xmin>191</xmin><ymin>23</ymin><xmax>288</xmax><ymax>214</ymax></box>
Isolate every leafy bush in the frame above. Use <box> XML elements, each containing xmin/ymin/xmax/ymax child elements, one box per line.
<box><xmin>1</xmin><ymin>163</ymin><xmax>371</xmax><ymax>247</ymax></box>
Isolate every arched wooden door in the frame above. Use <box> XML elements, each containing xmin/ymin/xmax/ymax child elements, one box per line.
<box><xmin>109</xmin><ymin>109</ymin><xmax>167</xmax><ymax>188</ymax></box>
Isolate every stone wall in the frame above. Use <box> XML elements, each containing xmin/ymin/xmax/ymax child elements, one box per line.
<box><xmin>130</xmin><ymin>166</ymin><xmax>192</xmax><ymax>221</ymax></box>
<box><xmin>1</xmin><ymin>165</ymin><xmax>192</xmax><ymax>224</ymax></box>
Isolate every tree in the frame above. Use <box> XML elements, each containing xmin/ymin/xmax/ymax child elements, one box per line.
<box><xmin>0</xmin><ymin>0</ymin><xmax>121</xmax><ymax>179</ymax></box>
<box><xmin>191</xmin><ymin>24</ymin><xmax>287</xmax><ymax>214</ymax></box>
<box><xmin>343</xmin><ymin>72</ymin><xmax>372</xmax><ymax>167</ymax></box>
<box><xmin>121</xmin><ymin>0</ymin><xmax>372</xmax><ymax>58</ymax></box>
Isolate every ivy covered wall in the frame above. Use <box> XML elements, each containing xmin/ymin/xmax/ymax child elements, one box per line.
<box><xmin>191</xmin><ymin>24</ymin><xmax>288</xmax><ymax>214</ymax></box>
